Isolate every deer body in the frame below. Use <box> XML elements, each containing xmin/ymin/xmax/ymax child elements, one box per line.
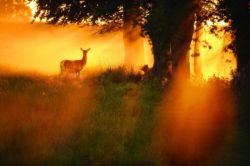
<box><xmin>60</xmin><ymin>48</ymin><xmax>90</xmax><ymax>77</ymax></box>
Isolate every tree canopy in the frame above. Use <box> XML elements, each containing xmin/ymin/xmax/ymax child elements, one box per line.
<box><xmin>32</xmin><ymin>0</ymin><xmax>151</xmax><ymax>29</ymax></box>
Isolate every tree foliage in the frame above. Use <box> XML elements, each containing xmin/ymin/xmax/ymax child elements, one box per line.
<box><xmin>32</xmin><ymin>0</ymin><xmax>151</xmax><ymax>29</ymax></box>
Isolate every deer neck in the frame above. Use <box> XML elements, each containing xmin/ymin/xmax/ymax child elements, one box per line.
<box><xmin>81</xmin><ymin>53</ymin><xmax>87</xmax><ymax>63</ymax></box>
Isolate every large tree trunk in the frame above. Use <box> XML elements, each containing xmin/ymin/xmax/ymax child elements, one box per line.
<box><xmin>225</xmin><ymin>0</ymin><xmax>250</xmax><ymax>71</ymax></box>
<box><xmin>221</xmin><ymin>0</ymin><xmax>250</xmax><ymax>87</ymax></box>
<box><xmin>235</xmin><ymin>10</ymin><xmax>250</xmax><ymax>71</ymax></box>
<box><xmin>123</xmin><ymin>3</ymin><xmax>145</xmax><ymax>68</ymax></box>
<box><xmin>174</xmin><ymin>14</ymin><xmax>195</xmax><ymax>80</ymax></box>
<box><xmin>151</xmin><ymin>44</ymin><xmax>169</xmax><ymax>79</ymax></box>
<box><xmin>237</xmin><ymin>28</ymin><xmax>250</xmax><ymax>70</ymax></box>
<box><xmin>146</xmin><ymin>0</ymin><xmax>197</xmax><ymax>80</ymax></box>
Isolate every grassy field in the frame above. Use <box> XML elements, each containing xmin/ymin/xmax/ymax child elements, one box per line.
<box><xmin>0</xmin><ymin>69</ymin><xmax>249</xmax><ymax>166</ymax></box>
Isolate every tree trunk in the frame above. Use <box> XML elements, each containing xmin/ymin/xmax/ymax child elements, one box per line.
<box><xmin>235</xmin><ymin>16</ymin><xmax>250</xmax><ymax>71</ymax></box>
<box><xmin>151</xmin><ymin>45</ymin><xmax>169</xmax><ymax>79</ymax></box>
<box><xmin>174</xmin><ymin>15</ymin><xmax>195</xmax><ymax>80</ymax></box>
<box><xmin>192</xmin><ymin>19</ymin><xmax>202</xmax><ymax>78</ymax></box>
<box><xmin>150</xmin><ymin>16</ymin><xmax>195</xmax><ymax>80</ymax></box>
<box><xmin>146</xmin><ymin>0</ymin><xmax>197</xmax><ymax>80</ymax></box>
<box><xmin>225</xmin><ymin>0</ymin><xmax>250</xmax><ymax>71</ymax></box>
<box><xmin>123</xmin><ymin>3</ymin><xmax>145</xmax><ymax>68</ymax></box>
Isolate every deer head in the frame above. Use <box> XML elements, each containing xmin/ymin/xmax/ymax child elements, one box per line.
<box><xmin>80</xmin><ymin>48</ymin><xmax>91</xmax><ymax>55</ymax></box>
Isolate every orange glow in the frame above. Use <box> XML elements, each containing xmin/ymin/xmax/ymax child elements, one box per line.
<box><xmin>0</xmin><ymin>1</ymin><xmax>153</xmax><ymax>74</ymax></box>
<box><xmin>153</xmin><ymin>75</ymin><xmax>235</xmax><ymax>164</ymax></box>
<box><xmin>0</xmin><ymin>20</ymin><xmax>153</xmax><ymax>75</ymax></box>
<box><xmin>190</xmin><ymin>22</ymin><xmax>237</xmax><ymax>80</ymax></box>
<box><xmin>0</xmin><ymin>77</ymin><xmax>94</xmax><ymax>160</ymax></box>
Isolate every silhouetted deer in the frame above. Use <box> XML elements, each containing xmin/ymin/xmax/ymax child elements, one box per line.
<box><xmin>60</xmin><ymin>48</ymin><xmax>90</xmax><ymax>77</ymax></box>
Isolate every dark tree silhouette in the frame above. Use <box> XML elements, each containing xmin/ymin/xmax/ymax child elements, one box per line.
<box><xmin>143</xmin><ymin>0</ymin><xmax>224</xmax><ymax>79</ymax></box>
<box><xmin>190</xmin><ymin>0</ymin><xmax>250</xmax><ymax>74</ymax></box>
<box><xmin>217</xmin><ymin>0</ymin><xmax>250</xmax><ymax>72</ymax></box>
<box><xmin>143</xmin><ymin>0</ymin><xmax>202</xmax><ymax>79</ymax></box>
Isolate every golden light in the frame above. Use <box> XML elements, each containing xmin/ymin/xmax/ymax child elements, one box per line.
<box><xmin>26</xmin><ymin>0</ymin><xmax>37</xmax><ymax>16</ymax></box>
<box><xmin>153</xmin><ymin>73</ymin><xmax>235</xmax><ymax>164</ymax></box>
<box><xmin>0</xmin><ymin>20</ymin><xmax>153</xmax><ymax>75</ymax></box>
<box><xmin>2</xmin><ymin>0</ymin><xmax>235</xmax><ymax>78</ymax></box>
<box><xmin>190</xmin><ymin>20</ymin><xmax>237</xmax><ymax>80</ymax></box>
<box><xmin>0</xmin><ymin>0</ymin><xmax>154</xmax><ymax>75</ymax></box>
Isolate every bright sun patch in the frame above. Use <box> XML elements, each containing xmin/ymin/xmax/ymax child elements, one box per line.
<box><xmin>190</xmin><ymin>20</ymin><xmax>237</xmax><ymax>80</ymax></box>
<box><xmin>26</xmin><ymin>0</ymin><xmax>37</xmax><ymax>16</ymax></box>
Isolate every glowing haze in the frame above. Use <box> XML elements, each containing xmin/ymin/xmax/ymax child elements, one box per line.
<box><xmin>0</xmin><ymin>20</ymin><xmax>153</xmax><ymax>75</ymax></box>
<box><xmin>190</xmin><ymin>21</ymin><xmax>237</xmax><ymax>80</ymax></box>
<box><xmin>0</xmin><ymin>1</ymin><xmax>236</xmax><ymax>79</ymax></box>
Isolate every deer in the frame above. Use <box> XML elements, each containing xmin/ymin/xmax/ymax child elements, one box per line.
<box><xmin>60</xmin><ymin>48</ymin><xmax>90</xmax><ymax>77</ymax></box>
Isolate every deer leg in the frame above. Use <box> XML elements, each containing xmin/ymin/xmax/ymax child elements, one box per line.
<box><xmin>76</xmin><ymin>71</ymin><xmax>80</xmax><ymax>78</ymax></box>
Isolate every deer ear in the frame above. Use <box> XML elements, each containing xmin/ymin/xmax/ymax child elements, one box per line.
<box><xmin>80</xmin><ymin>48</ymin><xmax>83</xmax><ymax>51</ymax></box>
<box><xmin>87</xmin><ymin>48</ymin><xmax>91</xmax><ymax>51</ymax></box>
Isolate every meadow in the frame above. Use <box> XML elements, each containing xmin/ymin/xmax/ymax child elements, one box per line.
<box><xmin>0</xmin><ymin>69</ymin><xmax>249</xmax><ymax>166</ymax></box>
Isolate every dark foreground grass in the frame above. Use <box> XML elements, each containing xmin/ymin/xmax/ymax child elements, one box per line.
<box><xmin>0</xmin><ymin>70</ymin><xmax>250</xmax><ymax>166</ymax></box>
<box><xmin>43</xmin><ymin>69</ymin><xmax>165</xmax><ymax>166</ymax></box>
<box><xmin>204</xmin><ymin>87</ymin><xmax>250</xmax><ymax>166</ymax></box>
<box><xmin>0</xmin><ymin>73</ymin><xmax>94</xmax><ymax>166</ymax></box>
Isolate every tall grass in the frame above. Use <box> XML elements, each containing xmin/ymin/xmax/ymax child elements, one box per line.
<box><xmin>0</xmin><ymin>73</ymin><xmax>94</xmax><ymax>166</ymax></box>
<box><xmin>0</xmin><ymin>69</ymin><xmax>250</xmax><ymax>166</ymax></box>
<box><xmin>43</xmin><ymin>68</ymin><xmax>165</xmax><ymax>166</ymax></box>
